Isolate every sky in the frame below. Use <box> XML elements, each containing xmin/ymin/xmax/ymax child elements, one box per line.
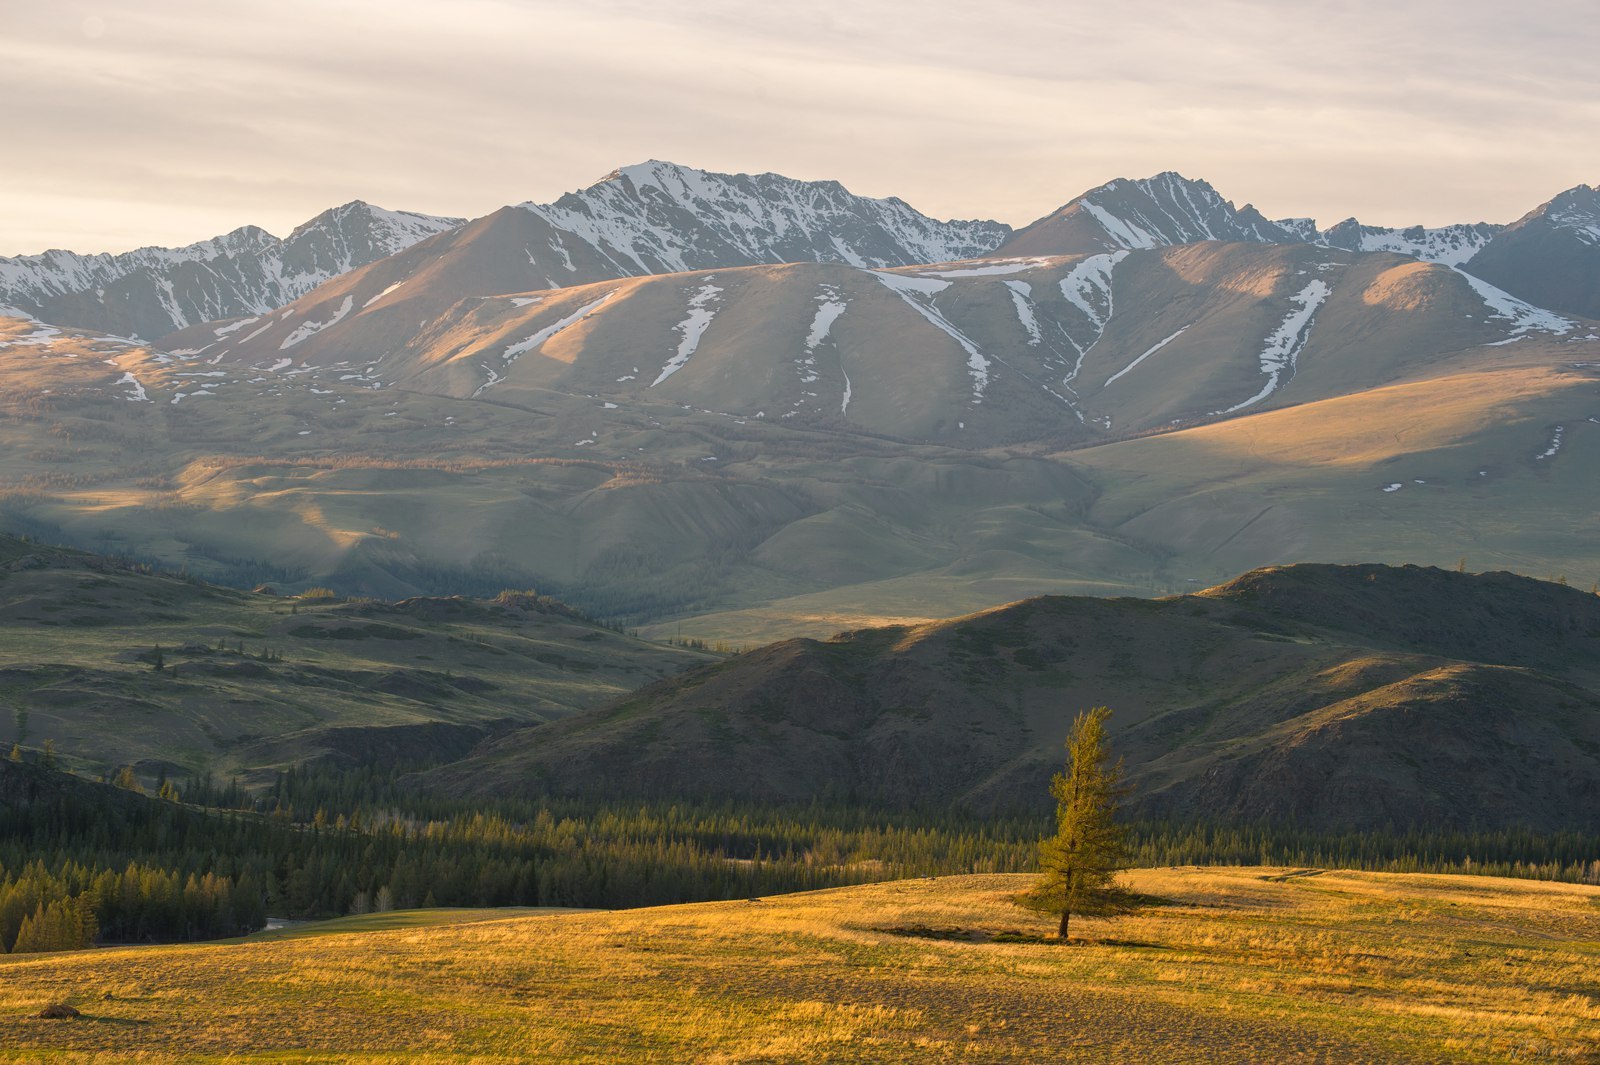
<box><xmin>3</xmin><ymin>0</ymin><xmax>1598</xmax><ymax>255</ymax></box>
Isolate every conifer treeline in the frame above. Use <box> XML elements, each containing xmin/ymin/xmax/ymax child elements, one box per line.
<box><xmin>0</xmin><ymin>861</ymin><xmax>264</xmax><ymax>953</ymax></box>
<box><xmin>3</xmin><ymin>758</ymin><xmax>1596</xmax><ymax>955</ymax></box>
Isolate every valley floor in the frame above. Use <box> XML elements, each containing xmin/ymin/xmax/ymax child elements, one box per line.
<box><xmin>1</xmin><ymin>868</ymin><xmax>1596</xmax><ymax>1062</ymax></box>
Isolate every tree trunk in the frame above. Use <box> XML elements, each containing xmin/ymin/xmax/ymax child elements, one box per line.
<box><xmin>1058</xmin><ymin>907</ymin><xmax>1070</xmax><ymax>941</ymax></box>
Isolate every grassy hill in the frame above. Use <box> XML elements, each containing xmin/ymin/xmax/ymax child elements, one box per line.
<box><xmin>2</xmin><ymin>869</ymin><xmax>1596</xmax><ymax>1062</ymax></box>
<box><xmin>423</xmin><ymin>563</ymin><xmax>1600</xmax><ymax>831</ymax></box>
<box><xmin>0</xmin><ymin>534</ymin><xmax>710</xmax><ymax>784</ymax></box>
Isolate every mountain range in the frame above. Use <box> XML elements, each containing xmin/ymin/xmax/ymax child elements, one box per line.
<box><xmin>0</xmin><ymin>161</ymin><xmax>1597</xmax><ymax>642</ymax></box>
<box><xmin>4</xmin><ymin>160</ymin><xmax>1600</xmax><ymax>830</ymax></box>
<box><xmin>7</xmin><ymin>162</ymin><xmax>1590</xmax><ymax>347</ymax></box>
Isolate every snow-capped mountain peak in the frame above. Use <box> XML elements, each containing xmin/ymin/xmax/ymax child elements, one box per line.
<box><xmin>1000</xmin><ymin>171</ymin><xmax>1502</xmax><ymax>267</ymax></box>
<box><xmin>999</xmin><ymin>171</ymin><xmax>1301</xmax><ymax>257</ymax></box>
<box><xmin>0</xmin><ymin>201</ymin><xmax>465</xmax><ymax>339</ymax></box>
<box><xmin>1461</xmin><ymin>182</ymin><xmax>1600</xmax><ymax>320</ymax></box>
<box><xmin>1530</xmin><ymin>184</ymin><xmax>1600</xmax><ymax>245</ymax></box>
<box><xmin>1316</xmin><ymin>218</ymin><xmax>1501</xmax><ymax>267</ymax></box>
<box><xmin>522</xmin><ymin>160</ymin><xmax>1011</xmax><ymax>276</ymax></box>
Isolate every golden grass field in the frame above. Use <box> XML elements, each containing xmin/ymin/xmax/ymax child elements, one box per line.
<box><xmin>2</xmin><ymin>867</ymin><xmax>1597</xmax><ymax>1063</ymax></box>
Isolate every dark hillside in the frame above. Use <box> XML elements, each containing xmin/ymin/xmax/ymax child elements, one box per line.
<box><xmin>421</xmin><ymin>565</ymin><xmax>1600</xmax><ymax>831</ymax></box>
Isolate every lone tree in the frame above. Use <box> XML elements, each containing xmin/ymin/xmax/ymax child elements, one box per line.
<box><xmin>1024</xmin><ymin>705</ymin><xmax>1133</xmax><ymax>941</ymax></box>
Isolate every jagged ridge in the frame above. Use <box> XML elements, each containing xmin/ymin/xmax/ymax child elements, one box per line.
<box><xmin>1000</xmin><ymin>171</ymin><xmax>1502</xmax><ymax>266</ymax></box>
<box><xmin>523</xmin><ymin>160</ymin><xmax>1011</xmax><ymax>274</ymax></box>
<box><xmin>0</xmin><ymin>201</ymin><xmax>464</xmax><ymax>339</ymax></box>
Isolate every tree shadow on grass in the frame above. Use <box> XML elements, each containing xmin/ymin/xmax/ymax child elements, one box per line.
<box><xmin>25</xmin><ymin>1012</ymin><xmax>152</xmax><ymax>1027</ymax></box>
<box><xmin>878</xmin><ymin>925</ymin><xmax>1170</xmax><ymax>948</ymax></box>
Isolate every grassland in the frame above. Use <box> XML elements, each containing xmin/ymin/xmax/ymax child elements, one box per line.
<box><xmin>1</xmin><ymin>868</ymin><xmax>1596</xmax><ymax>1062</ymax></box>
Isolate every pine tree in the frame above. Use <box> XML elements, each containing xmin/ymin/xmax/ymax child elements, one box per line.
<box><xmin>1023</xmin><ymin>706</ymin><xmax>1134</xmax><ymax>941</ymax></box>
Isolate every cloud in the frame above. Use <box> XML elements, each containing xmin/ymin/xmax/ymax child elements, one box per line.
<box><xmin>1</xmin><ymin>0</ymin><xmax>1597</xmax><ymax>252</ymax></box>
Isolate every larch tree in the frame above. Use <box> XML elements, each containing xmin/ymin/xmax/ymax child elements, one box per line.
<box><xmin>1025</xmin><ymin>705</ymin><xmax>1134</xmax><ymax>941</ymax></box>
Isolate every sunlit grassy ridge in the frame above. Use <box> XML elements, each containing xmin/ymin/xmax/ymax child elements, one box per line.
<box><xmin>2</xmin><ymin>868</ymin><xmax>1596</xmax><ymax>1062</ymax></box>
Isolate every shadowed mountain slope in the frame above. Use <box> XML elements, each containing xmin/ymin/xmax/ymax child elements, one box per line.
<box><xmin>421</xmin><ymin>564</ymin><xmax>1600</xmax><ymax>832</ymax></box>
<box><xmin>1467</xmin><ymin>183</ymin><xmax>1600</xmax><ymax>320</ymax></box>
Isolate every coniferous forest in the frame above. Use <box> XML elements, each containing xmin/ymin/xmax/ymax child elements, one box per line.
<box><xmin>3</xmin><ymin>752</ymin><xmax>1596</xmax><ymax>955</ymax></box>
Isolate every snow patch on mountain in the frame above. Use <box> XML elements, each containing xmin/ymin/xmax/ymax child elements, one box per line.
<box><xmin>920</xmin><ymin>258</ymin><xmax>1052</xmax><ymax>278</ymax></box>
<box><xmin>116</xmin><ymin>372</ymin><xmax>149</xmax><ymax>402</ymax></box>
<box><xmin>1537</xmin><ymin>426</ymin><xmax>1565</xmax><ymax>460</ymax></box>
<box><xmin>1214</xmin><ymin>279</ymin><xmax>1330</xmax><ymax>415</ymax></box>
<box><xmin>652</xmin><ymin>280</ymin><xmax>723</xmax><ymax>386</ymax></box>
<box><xmin>364</xmin><ymin>281</ymin><xmax>408</xmax><ymax>308</ymax></box>
<box><xmin>503</xmin><ymin>292</ymin><xmax>615</xmax><ymax>366</ymax></box>
<box><xmin>1105</xmin><ymin>326</ymin><xmax>1190</xmax><ymax>386</ymax></box>
<box><xmin>1079</xmin><ymin>201</ymin><xmax>1161</xmax><ymax>250</ymax></box>
<box><xmin>792</xmin><ymin>284</ymin><xmax>851</xmax><ymax>416</ymax></box>
<box><xmin>873</xmin><ymin>271</ymin><xmax>990</xmax><ymax>400</ymax></box>
<box><xmin>1004</xmin><ymin>281</ymin><xmax>1041</xmax><ymax>345</ymax></box>
<box><xmin>805</xmin><ymin>289</ymin><xmax>848</xmax><ymax>351</ymax></box>
<box><xmin>213</xmin><ymin>316</ymin><xmax>259</xmax><ymax>337</ymax></box>
<box><xmin>279</xmin><ymin>295</ymin><xmax>355</xmax><ymax>349</ymax></box>
<box><xmin>1058</xmin><ymin>252</ymin><xmax>1126</xmax><ymax>332</ymax></box>
<box><xmin>1454</xmin><ymin>269</ymin><xmax>1573</xmax><ymax>338</ymax></box>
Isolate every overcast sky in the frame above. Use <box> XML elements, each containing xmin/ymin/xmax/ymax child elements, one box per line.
<box><xmin>3</xmin><ymin>0</ymin><xmax>1597</xmax><ymax>254</ymax></box>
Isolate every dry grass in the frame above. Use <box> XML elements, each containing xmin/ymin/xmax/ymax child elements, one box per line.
<box><xmin>0</xmin><ymin>868</ymin><xmax>1596</xmax><ymax>1063</ymax></box>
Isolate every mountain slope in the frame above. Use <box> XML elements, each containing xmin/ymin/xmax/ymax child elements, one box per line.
<box><xmin>0</xmin><ymin>201</ymin><xmax>464</xmax><ymax>339</ymax></box>
<box><xmin>158</xmin><ymin>162</ymin><xmax>1011</xmax><ymax>361</ymax></box>
<box><xmin>1466</xmin><ymin>183</ymin><xmax>1600</xmax><ymax>319</ymax></box>
<box><xmin>420</xmin><ymin>564</ymin><xmax>1600</xmax><ymax>831</ymax></box>
<box><xmin>180</xmin><ymin>239</ymin><xmax>1587</xmax><ymax>446</ymax></box>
